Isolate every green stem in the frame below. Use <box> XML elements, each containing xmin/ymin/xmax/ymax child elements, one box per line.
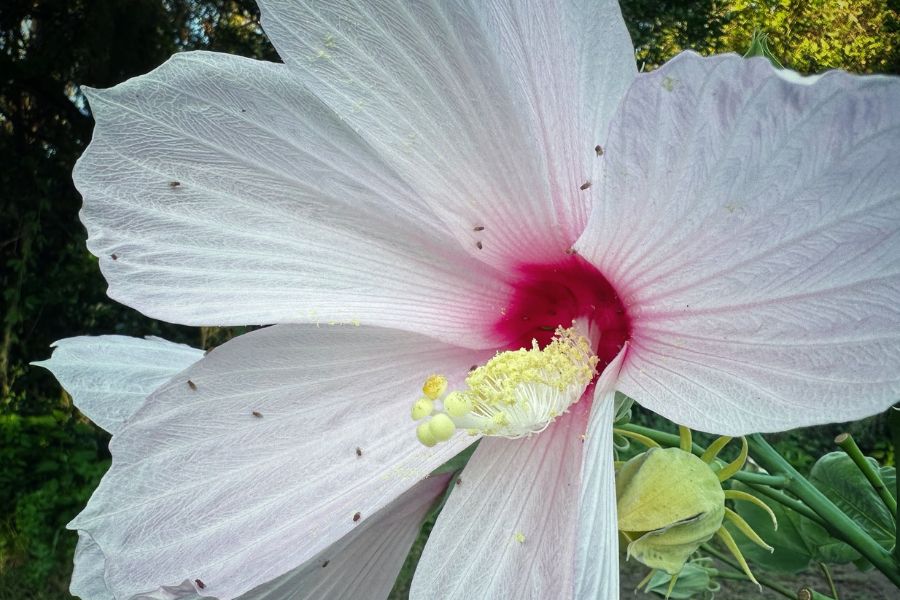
<box><xmin>890</xmin><ymin>405</ymin><xmax>900</xmax><ymax>564</ymax></box>
<box><xmin>734</xmin><ymin>471</ymin><xmax>790</xmax><ymax>489</ymax></box>
<box><xmin>619</xmin><ymin>423</ymin><xmax>705</xmax><ymax>454</ymax></box>
<box><xmin>748</xmin><ymin>434</ymin><xmax>900</xmax><ymax>587</ymax></box>
<box><xmin>617</xmin><ymin>424</ymin><xmax>790</xmax><ymax>488</ymax></box>
<box><xmin>745</xmin><ymin>482</ymin><xmax>826</xmax><ymax>527</ymax></box>
<box><xmin>701</xmin><ymin>543</ymin><xmax>795</xmax><ymax>599</ymax></box>
<box><xmin>817</xmin><ymin>561</ymin><xmax>839</xmax><ymax>600</ymax></box>
<box><xmin>835</xmin><ymin>433</ymin><xmax>897</xmax><ymax>516</ymax></box>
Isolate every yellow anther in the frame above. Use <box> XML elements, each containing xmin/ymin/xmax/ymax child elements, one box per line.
<box><xmin>411</xmin><ymin>326</ymin><xmax>598</xmax><ymax>446</ymax></box>
<box><xmin>513</xmin><ymin>531</ymin><xmax>526</xmax><ymax>543</ymax></box>
<box><xmin>422</xmin><ymin>375</ymin><xmax>447</xmax><ymax>400</ymax></box>
<box><xmin>416</xmin><ymin>421</ymin><xmax>437</xmax><ymax>447</ymax></box>
<box><xmin>428</xmin><ymin>413</ymin><xmax>456</xmax><ymax>442</ymax></box>
<box><xmin>411</xmin><ymin>397</ymin><xmax>434</xmax><ymax>421</ymax></box>
<box><xmin>443</xmin><ymin>391</ymin><xmax>471</xmax><ymax>417</ymax></box>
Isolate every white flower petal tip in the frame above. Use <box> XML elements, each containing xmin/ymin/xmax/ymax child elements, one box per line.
<box><xmin>71</xmin><ymin>532</ymin><xmax>115</xmax><ymax>600</ymax></box>
<box><xmin>74</xmin><ymin>50</ymin><xmax>509</xmax><ymax>347</ymax></box>
<box><xmin>33</xmin><ymin>335</ymin><xmax>203</xmax><ymax>434</ymax></box>
<box><xmin>256</xmin><ymin>0</ymin><xmax>636</xmax><ymax>269</ymax></box>
<box><xmin>73</xmin><ymin>533</ymin><xmax>207</xmax><ymax>600</ymax></box>
<box><xmin>68</xmin><ymin>324</ymin><xmax>489</xmax><ymax>600</ymax></box>
<box><xmin>577</xmin><ymin>50</ymin><xmax>900</xmax><ymax>435</ymax></box>
<box><xmin>410</xmin><ymin>402</ymin><xmax>590</xmax><ymax>599</ymax></box>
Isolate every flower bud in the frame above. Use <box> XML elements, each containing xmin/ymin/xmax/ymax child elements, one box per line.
<box><xmin>617</xmin><ymin>447</ymin><xmax>725</xmax><ymax>575</ymax></box>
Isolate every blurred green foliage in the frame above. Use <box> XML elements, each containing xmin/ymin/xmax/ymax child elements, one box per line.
<box><xmin>0</xmin><ymin>0</ymin><xmax>897</xmax><ymax>598</ymax></box>
<box><xmin>1</xmin><ymin>1</ymin><xmax>276</xmax><ymax>594</ymax></box>
<box><xmin>0</xmin><ymin>413</ymin><xmax>109</xmax><ymax>591</ymax></box>
<box><xmin>622</xmin><ymin>0</ymin><xmax>899</xmax><ymax>73</ymax></box>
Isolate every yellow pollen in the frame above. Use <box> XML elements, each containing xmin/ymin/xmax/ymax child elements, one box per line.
<box><xmin>410</xmin><ymin>326</ymin><xmax>598</xmax><ymax>447</ymax></box>
<box><xmin>422</xmin><ymin>375</ymin><xmax>447</xmax><ymax>400</ymax></box>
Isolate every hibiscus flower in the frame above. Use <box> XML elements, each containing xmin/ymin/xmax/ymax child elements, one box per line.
<box><xmin>46</xmin><ymin>0</ymin><xmax>900</xmax><ymax>598</ymax></box>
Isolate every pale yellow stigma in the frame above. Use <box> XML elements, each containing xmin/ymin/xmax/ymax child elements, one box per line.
<box><xmin>410</xmin><ymin>326</ymin><xmax>598</xmax><ymax>447</ymax></box>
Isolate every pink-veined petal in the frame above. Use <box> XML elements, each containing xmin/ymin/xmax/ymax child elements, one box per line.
<box><xmin>577</xmin><ymin>52</ymin><xmax>900</xmax><ymax>434</ymax></box>
<box><xmin>409</xmin><ymin>402</ymin><xmax>588</xmax><ymax>599</ymax></box>
<box><xmin>75</xmin><ymin>51</ymin><xmax>509</xmax><ymax>347</ymax></box>
<box><xmin>69</xmin><ymin>325</ymin><xmax>492</xmax><ymax>599</ymax></box>
<box><xmin>33</xmin><ymin>335</ymin><xmax>203</xmax><ymax>434</ymax></box>
<box><xmin>575</xmin><ymin>347</ymin><xmax>627</xmax><ymax>599</ymax></box>
<box><xmin>258</xmin><ymin>0</ymin><xmax>635</xmax><ymax>268</ymax></box>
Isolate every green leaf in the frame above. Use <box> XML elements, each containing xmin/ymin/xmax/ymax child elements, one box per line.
<box><xmin>795</xmin><ymin>452</ymin><xmax>896</xmax><ymax>565</ymax></box>
<box><xmin>798</xmin><ymin>515</ymin><xmax>861</xmax><ymax>564</ymax></box>
<box><xmin>809</xmin><ymin>452</ymin><xmax>896</xmax><ymax>550</ymax></box>
<box><xmin>645</xmin><ymin>561</ymin><xmax>715</xmax><ymax>599</ymax></box>
<box><xmin>730</xmin><ymin>482</ymin><xmax>813</xmax><ymax>573</ymax></box>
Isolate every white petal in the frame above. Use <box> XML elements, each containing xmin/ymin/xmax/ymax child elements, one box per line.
<box><xmin>69</xmin><ymin>324</ymin><xmax>490</xmax><ymax>600</ymax></box>
<box><xmin>33</xmin><ymin>336</ymin><xmax>203</xmax><ymax>434</ymax></box>
<box><xmin>577</xmin><ymin>52</ymin><xmax>900</xmax><ymax>434</ymax></box>
<box><xmin>238</xmin><ymin>474</ymin><xmax>449</xmax><ymax>600</ymax></box>
<box><xmin>410</xmin><ymin>403</ymin><xmax>589</xmax><ymax>599</ymax></box>
<box><xmin>73</xmin><ymin>477</ymin><xmax>448</xmax><ymax>600</ymax></box>
<box><xmin>258</xmin><ymin>0</ymin><xmax>635</xmax><ymax>268</ymax></box>
<box><xmin>75</xmin><ymin>51</ymin><xmax>509</xmax><ymax>347</ymax></box>
<box><xmin>575</xmin><ymin>347</ymin><xmax>627</xmax><ymax>600</ymax></box>
<box><xmin>71</xmin><ymin>532</ymin><xmax>115</xmax><ymax>600</ymax></box>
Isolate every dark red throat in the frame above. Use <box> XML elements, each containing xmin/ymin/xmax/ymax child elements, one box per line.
<box><xmin>492</xmin><ymin>256</ymin><xmax>631</xmax><ymax>371</ymax></box>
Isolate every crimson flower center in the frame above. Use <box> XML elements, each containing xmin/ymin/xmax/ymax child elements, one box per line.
<box><xmin>492</xmin><ymin>256</ymin><xmax>631</xmax><ymax>371</ymax></box>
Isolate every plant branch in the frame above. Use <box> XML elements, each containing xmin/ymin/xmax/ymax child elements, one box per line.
<box><xmin>817</xmin><ymin>561</ymin><xmax>839</xmax><ymax>600</ymax></box>
<box><xmin>744</xmin><ymin>482</ymin><xmax>826</xmax><ymax>527</ymax></box>
<box><xmin>747</xmin><ymin>434</ymin><xmax>900</xmax><ymax>587</ymax></box>
<box><xmin>835</xmin><ymin>433</ymin><xmax>897</xmax><ymax>516</ymax></box>
<box><xmin>890</xmin><ymin>405</ymin><xmax>900</xmax><ymax>564</ymax></box>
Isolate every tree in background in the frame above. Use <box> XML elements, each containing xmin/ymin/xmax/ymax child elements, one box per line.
<box><xmin>1</xmin><ymin>0</ymin><xmax>897</xmax><ymax>597</ymax></box>
<box><xmin>623</xmin><ymin>0</ymin><xmax>899</xmax><ymax>73</ymax></box>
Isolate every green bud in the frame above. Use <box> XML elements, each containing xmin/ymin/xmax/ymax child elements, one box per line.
<box><xmin>617</xmin><ymin>447</ymin><xmax>725</xmax><ymax>575</ymax></box>
<box><xmin>743</xmin><ymin>30</ymin><xmax>784</xmax><ymax>69</ymax></box>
